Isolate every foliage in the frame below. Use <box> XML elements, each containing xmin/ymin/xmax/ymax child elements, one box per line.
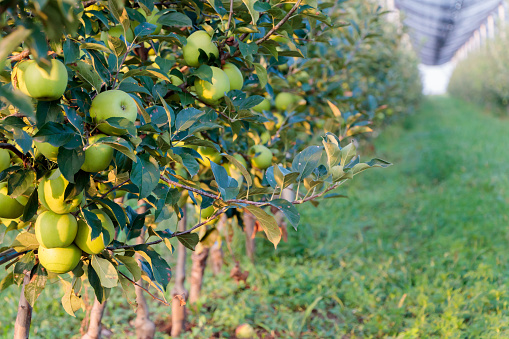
<box><xmin>449</xmin><ymin>32</ymin><xmax>509</xmax><ymax>114</ymax></box>
<box><xmin>1</xmin><ymin>97</ymin><xmax>507</xmax><ymax>337</ymax></box>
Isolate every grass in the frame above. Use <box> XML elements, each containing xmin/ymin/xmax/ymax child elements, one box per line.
<box><xmin>2</xmin><ymin>96</ymin><xmax>509</xmax><ymax>338</ymax></box>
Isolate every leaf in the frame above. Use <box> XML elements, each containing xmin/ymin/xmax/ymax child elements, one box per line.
<box><xmin>210</xmin><ymin>162</ymin><xmax>240</xmax><ymax>201</ymax></box>
<box><xmin>131</xmin><ymin>154</ymin><xmax>160</xmax><ymax>199</ymax></box>
<box><xmin>116</xmin><ymin>255</ymin><xmax>141</xmax><ymax>281</ymax></box>
<box><xmin>7</xmin><ymin>169</ymin><xmax>34</xmax><ymax>198</ymax></box>
<box><xmin>0</xmin><ymin>27</ymin><xmax>32</xmax><ymax>65</ymax></box>
<box><xmin>176</xmin><ymin>233</ymin><xmax>199</xmax><ymax>251</ymax></box>
<box><xmin>97</xmin><ymin>136</ymin><xmax>137</xmax><ymax>161</ymax></box>
<box><xmin>122</xmin><ymin>69</ymin><xmax>170</xmax><ymax>82</ymax></box>
<box><xmin>241</xmin><ymin>0</ymin><xmax>260</xmax><ymax>24</ymax></box>
<box><xmin>175</xmin><ymin>107</ymin><xmax>205</xmax><ymax>132</ymax></box>
<box><xmin>193</xmin><ymin>64</ymin><xmax>213</xmax><ymax>82</ymax></box>
<box><xmin>352</xmin><ymin>158</ymin><xmax>392</xmax><ymax>175</ymax></box>
<box><xmin>245</xmin><ymin>206</ymin><xmax>281</xmax><ymax>248</ymax></box>
<box><xmin>94</xmin><ymin>198</ymin><xmax>127</xmax><ymax>229</ymax></box>
<box><xmin>133</xmin><ymin>244</ymin><xmax>171</xmax><ymax>290</ymax></box>
<box><xmin>60</xmin><ymin>280</ymin><xmax>84</xmax><ymax>317</ymax></box>
<box><xmin>340</xmin><ymin>142</ymin><xmax>356</xmax><ymax>166</ymax></box>
<box><xmin>268</xmin><ymin>199</ymin><xmax>300</xmax><ymax>231</ymax></box>
<box><xmin>292</xmin><ymin>146</ymin><xmax>323</xmax><ymax>182</ymax></box>
<box><xmin>254</xmin><ymin>63</ymin><xmax>268</xmax><ymax>88</ymax></box>
<box><xmin>82</xmin><ymin>209</ymin><xmax>103</xmax><ymax>242</ymax></box>
<box><xmin>57</xmin><ymin>148</ymin><xmax>85</xmax><ymax>183</ymax></box>
<box><xmin>0</xmin><ymin>85</ymin><xmax>35</xmax><ymax>120</ymax></box>
<box><xmin>91</xmin><ymin>255</ymin><xmax>118</xmax><ymax>288</ymax></box>
<box><xmin>69</xmin><ymin>61</ymin><xmax>105</xmax><ymax>94</ymax></box>
<box><xmin>11</xmin><ymin>232</ymin><xmax>38</xmax><ymax>252</ymax></box>
<box><xmin>323</xmin><ymin>135</ymin><xmax>341</xmax><ymax>168</ymax></box>
<box><xmin>118</xmin><ymin>273</ymin><xmax>137</xmax><ymax>305</ymax></box>
<box><xmin>238</xmin><ymin>41</ymin><xmax>258</xmax><ymax>58</ymax></box>
<box><xmin>0</xmin><ymin>272</ymin><xmax>14</xmax><ymax>291</ymax></box>
<box><xmin>221</xmin><ymin>153</ymin><xmax>252</xmax><ymax>192</ymax></box>
<box><xmin>108</xmin><ymin>36</ymin><xmax>127</xmax><ymax>57</ymax></box>
<box><xmin>108</xmin><ymin>0</ymin><xmax>123</xmax><ymax>24</ymax></box>
<box><xmin>87</xmin><ymin>264</ymin><xmax>106</xmax><ymax>303</ymax></box>
<box><xmin>21</xmin><ymin>188</ymin><xmax>39</xmax><ymax>222</ymax></box>
<box><xmin>327</xmin><ymin>100</ymin><xmax>342</xmax><ymax>118</ymax></box>
<box><xmin>33</xmin><ymin>122</ymin><xmax>77</xmax><ymax>147</ymax></box>
<box><xmin>157</xmin><ymin>11</ymin><xmax>192</xmax><ymax>27</ymax></box>
<box><xmin>80</xmin><ymin>42</ymin><xmax>113</xmax><ymax>54</ymax></box>
<box><xmin>63</xmin><ymin>38</ymin><xmax>80</xmax><ymax>64</ymax></box>
<box><xmin>24</xmin><ymin>264</ymin><xmax>47</xmax><ymax>307</ymax></box>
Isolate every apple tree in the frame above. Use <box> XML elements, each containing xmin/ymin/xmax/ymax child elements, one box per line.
<box><xmin>0</xmin><ymin>0</ymin><xmax>401</xmax><ymax>337</ymax></box>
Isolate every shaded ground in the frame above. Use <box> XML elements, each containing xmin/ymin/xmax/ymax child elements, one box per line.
<box><xmin>2</xmin><ymin>97</ymin><xmax>509</xmax><ymax>338</ymax></box>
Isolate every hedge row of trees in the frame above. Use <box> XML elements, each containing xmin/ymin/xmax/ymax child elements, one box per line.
<box><xmin>0</xmin><ymin>0</ymin><xmax>420</xmax><ymax>337</ymax></box>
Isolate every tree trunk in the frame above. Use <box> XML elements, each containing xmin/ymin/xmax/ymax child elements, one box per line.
<box><xmin>209</xmin><ymin>214</ymin><xmax>226</xmax><ymax>275</ymax></box>
<box><xmin>135</xmin><ymin>204</ymin><xmax>156</xmax><ymax>339</ymax></box>
<box><xmin>243</xmin><ymin>211</ymin><xmax>256</xmax><ymax>262</ymax></box>
<box><xmin>189</xmin><ymin>247</ymin><xmax>209</xmax><ymax>304</ymax></box>
<box><xmin>171</xmin><ymin>206</ymin><xmax>188</xmax><ymax>337</ymax></box>
<box><xmin>81</xmin><ymin>298</ymin><xmax>107</xmax><ymax>339</ymax></box>
<box><xmin>14</xmin><ymin>271</ymin><xmax>32</xmax><ymax>339</ymax></box>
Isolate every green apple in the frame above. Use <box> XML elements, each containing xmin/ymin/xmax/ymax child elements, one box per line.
<box><xmin>0</xmin><ymin>182</ymin><xmax>27</xmax><ymax>219</ymax></box>
<box><xmin>222</xmin><ymin>63</ymin><xmax>243</xmax><ymax>90</ymax></box>
<box><xmin>35</xmin><ymin>211</ymin><xmax>78</xmax><ymax>248</ymax></box>
<box><xmin>197</xmin><ymin>146</ymin><xmax>222</xmax><ymax>167</ymax></box>
<box><xmin>89</xmin><ymin>90</ymin><xmax>138</xmax><ymax>135</ymax></box>
<box><xmin>74</xmin><ymin>209</ymin><xmax>115</xmax><ymax>254</ymax></box>
<box><xmin>195</xmin><ymin>204</ymin><xmax>215</xmax><ymax>219</ymax></box>
<box><xmin>183</xmin><ymin>30</ymin><xmax>219</xmax><ymax>67</ymax></box>
<box><xmin>81</xmin><ymin>134</ymin><xmax>114</xmax><ymax>172</ymax></box>
<box><xmin>23</xmin><ymin>59</ymin><xmax>68</xmax><ymax>101</ymax></box>
<box><xmin>102</xmin><ymin>25</ymin><xmax>134</xmax><ymax>44</ymax></box>
<box><xmin>260</xmin><ymin>131</ymin><xmax>271</xmax><ymax>144</ymax></box>
<box><xmin>248</xmin><ymin>145</ymin><xmax>273</xmax><ymax>169</ymax></box>
<box><xmin>136</xmin><ymin>7</ymin><xmax>162</xmax><ymax>34</ymax></box>
<box><xmin>0</xmin><ymin>149</ymin><xmax>10</xmax><ymax>172</ymax></box>
<box><xmin>11</xmin><ymin>60</ymin><xmax>35</xmax><ymax>96</ymax></box>
<box><xmin>275</xmin><ymin>92</ymin><xmax>295</xmax><ymax>111</ymax></box>
<box><xmin>236</xmin><ymin>323</ymin><xmax>256</xmax><ymax>339</ymax></box>
<box><xmin>38</xmin><ymin>244</ymin><xmax>81</xmax><ymax>274</ymax></box>
<box><xmin>39</xmin><ymin>170</ymin><xmax>84</xmax><ymax>214</ymax></box>
<box><xmin>194</xmin><ymin>66</ymin><xmax>230</xmax><ymax>104</ymax></box>
<box><xmin>253</xmin><ymin>98</ymin><xmax>271</xmax><ymax>113</ymax></box>
<box><xmin>34</xmin><ymin>141</ymin><xmax>59</xmax><ymax>161</ymax></box>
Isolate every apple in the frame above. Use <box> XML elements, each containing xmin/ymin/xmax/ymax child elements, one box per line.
<box><xmin>197</xmin><ymin>146</ymin><xmax>222</xmax><ymax>167</ymax></box>
<box><xmin>81</xmin><ymin>134</ymin><xmax>114</xmax><ymax>172</ymax></box>
<box><xmin>222</xmin><ymin>63</ymin><xmax>243</xmax><ymax>90</ymax></box>
<box><xmin>74</xmin><ymin>209</ymin><xmax>115</xmax><ymax>254</ymax></box>
<box><xmin>0</xmin><ymin>148</ymin><xmax>10</xmax><ymax>172</ymax></box>
<box><xmin>136</xmin><ymin>7</ymin><xmax>162</xmax><ymax>34</ymax></box>
<box><xmin>101</xmin><ymin>25</ymin><xmax>134</xmax><ymax>44</ymax></box>
<box><xmin>236</xmin><ymin>323</ymin><xmax>256</xmax><ymax>339</ymax></box>
<box><xmin>260</xmin><ymin>131</ymin><xmax>271</xmax><ymax>144</ymax></box>
<box><xmin>253</xmin><ymin>98</ymin><xmax>271</xmax><ymax>113</ymax></box>
<box><xmin>248</xmin><ymin>145</ymin><xmax>273</xmax><ymax>169</ymax></box>
<box><xmin>39</xmin><ymin>170</ymin><xmax>84</xmax><ymax>214</ymax></box>
<box><xmin>0</xmin><ymin>182</ymin><xmax>27</xmax><ymax>219</ymax></box>
<box><xmin>194</xmin><ymin>66</ymin><xmax>230</xmax><ymax>104</ymax></box>
<box><xmin>89</xmin><ymin>90</ymin><xmax>138</xmax><ymax>135</ymax></box>
<box><xmin>34</xmin><ymin>141</ymin><xmax>59</xmax><ymax>161</ymax></box>
<box><xmin>195</xmin><ymin>204</ymin><xmax>215</xmax><ymax>219</ymax></box>
<box><xmin>275</xmin><ymin>92</ymin><xmax>295</xmax><ymax>111</ymax></box>
<box><xmin>183</xmin><ymin>31</ymin><xmax>219</xmax><ymax>67</ymax></box>
<box><xmin>11</xmin><ymin>60</ymin><xmax>34</xmax><ymax>96</ymax></box>
<box><xmin>22</xmin><ymin>59</ymin><xmax>68</xmax><ymax>101</ymax></box>
<box><xmin>38</xmin><ymin>244</ymin><xmax>81</xmax><ymax>274</ymax></box>
<box><xmin>35</xmin><ymin>211</ymin><xmax>78</xmax><ymax>248</ymax></box>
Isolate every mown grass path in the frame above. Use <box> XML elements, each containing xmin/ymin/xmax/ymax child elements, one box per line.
<box><xmin>3</xmin><ymin>97</ymin><xmax>509</xmax><ymax>338</ymax></box>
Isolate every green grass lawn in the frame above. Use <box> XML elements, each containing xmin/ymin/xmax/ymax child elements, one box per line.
<box><xmin>3</xmin><ymin>96</ymin><xmax>509</xmax><ymax>338</ymax></box>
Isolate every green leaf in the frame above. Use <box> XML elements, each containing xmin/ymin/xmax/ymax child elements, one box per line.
<box><xmin>116</xmin><ymin>255</ymin><xmax>141</xmax><ymax>281</ymax></box>
<box><xmin>87</xmin><ymin>264</ymin><xmax>107</xmax><ymax>303</ymax></box>
<box><xmin>108</xmin><ymin>36</ymin><xmax>127</xmax><ymax>57</ymax></box>
<box><xmin>118</xmin><ymin>273</ymin><xmax>137</xmax><ymax>305</ymax></box>
<box><xmin>0</xmin><ymin>85</ymin><xmax>35</xmax><ymax>120</ymax></box>
<box><xmin>94</xmin><ymin>198</ymin><xmax>127</xmax><ymax>229</ymax></box>
<box><xmin>122</xmin><ymin>69</ymin><xmax>170</xmax><ymax>82</ymax></box>
<box><xmin>97</xmin><ymin>136</ymin><xmax>137</xmax><ymax>161</ymax></box>
<box><xmin>7</xmin><ymin>169</ymin><xmax>34</xmax><ymax>198</ymax></box>
<box><xmin>91</xmin><ymin>255</ymin><xmax>118</xmax><ymax>288</ymax></box>
<box><xmin>292</xmin><ymin>146</ymin><xmax>323</xmax><ymax>182</ymax></box>
<box><xmin>221</xmin><ymin>153</ymin><xmax>252</xmax><ymax>193</ymax></box>
<box><xmin>268</xmin><ymin>199</ymin><xmax>300</xmax><ymax>231</ymax></box>
<box><xmin>352</xmin><ymin>158</ymin><xmax>392</xmax><ymax>175</ymax></box>
<box><xmin>157</xmin><ymin>11</ymin><xmax>192</xmax><ymax>27</ymax></box>
<box><xmin>241</xmin><ymin>0</ymin><xmax>260</xmax><ymax>24</ymax></box>
<box><xmin>340</xmin><ymin>142</ymin><xmax>356</xmax><ymax>166</ymax></box>
<box><xmin>11</xmin><ymin>232</ymin><xmax>38</xmax><ymax>252</ymax></box>
<box><xmin>21</xmin><ymin>188</ymin><xmax>39</xmax><ymax>222</ymax></box>
<box><xmin>245</xmin><ymin>206</ymin><xmax>281</xmax><ymax>248</ymax></box>
<box><xmin>254</xmin><ymin>63</ymin><xmax>268</xmax><ymax>88</ymax></box>
<box><xmin>0</xmin><ymin>272</ymin><xmax>14</xmax><ymax>291</ymax></box>
<box><xmin>33</xmin><ymin>122</ymin><xmax>77</xmax><ymax>147</ymax></box>
<box><xmin>134</xmin><ymin>244</ymin><xmax>171</xmax><ymax>290</ymax></box>
<box><xmin>210</xmin><ymin>162</ymin><xmax>239</xmax><ymax>200</ymax></box>
<box><xmin>176</xmin><ymin>233</ymin><xmax>199</xmax><ymax>251</ymax></box>
<box><xmin>0</xmin><ymin>27</ymin><xmax>31</xmax><ymax>65</ymax></box>
<box><xmin>60</xmin><ymin>280</ymin><xmax>84</xmax><ymax>317</ymax></box>
<box><xmin>24</xmin><ymin>264</ymin><xmax>47</xmax><ymax>307</ymax></box>
<box><xmin>82</xmin><ymin>209</ymin><xmax>103</xmax><ymax>242</ymax></box>
<box><xmin>80</xmin><ymin>42</ymin><xmax>113</xmax><ymax>54</ymax></box>
<box><xmin>131</xmin><ymin>154</ymin><xmax>160</xmax><ymax>199</ymax></box>
<box><xmin>175</xmin><ymin>107</ymin><xmax>205</xmax><ymax>132</ymax></box>
<box><xmin>57</xmin><ymin>148</ymin><xmax>85</xmax><ymax>183</ymax></box>
<box><xmin>69</xmin><ymin>61</ymin><xmax>105</xmax><ymax>94</ymax></box>
<box><xmin>63</xmin><ymin>38</ymin><xmax>80</xmax><ymax>64</ymax></box>
<box><xmin>193</xmin><ymin>64</ymin><xmax>213</xmax><ymax>82</ymax></box>
<box><xmin>238</xmin><ymin>41</ymin><xmax>258</xmax><ymax>58</ymax></box>
<box><xmin>108</xmin><ymin>0</ymin><xmax>124</xmax><ymax>25</ymax></box>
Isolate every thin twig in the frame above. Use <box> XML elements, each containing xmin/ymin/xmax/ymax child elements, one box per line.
<box><xmin>99</xmin><ymin>179</ymin><xmax>130</xmax><ymax>199</ymax></box>
<box><xmin>118</xmin><ymin>271</ymin><xmax>170</xmax><ymax>306</ymax></box>
<box><xmin>255</xmin><ymin>0</ymin><xmax>302</xmax><ymax>45</ymax></box>
<box><xmin>227</xmin><ymin>0</ymin><xmax>234</xmax><ymax>31</ymax></box>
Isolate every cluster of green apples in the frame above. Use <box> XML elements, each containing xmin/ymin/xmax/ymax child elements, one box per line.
<box><xmin>0</xmin><ymin>150</ymin><xmax>31</xmax><ymax>221</ymax></box>
<box><xmin>183</xmin><ymin>31</ymin><xmax>244</xmax><ymax>104</ymax></box>
<box><xmin>36</xmin><ymin>170</ymin><xmax>115</xmax><ymax>274</ymax></box>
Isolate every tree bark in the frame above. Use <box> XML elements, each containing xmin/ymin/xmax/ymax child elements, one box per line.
<box><xmin>243</xmin><ymin>211</ymin><xmax>256</xmax><ymax>262</ymax></box>
<box><xmin>14</xmin><ymin>271</ymin><xmax>32</xmax><ymax>339</ymax></box>
<box><xmin>189</xmin><ymin>247</ymin><xmax>209</xmax><ymax>304</ymax></box>
<box><xmin>134</xmin><ymin>204</ymin><xmax>156</xmax><ymax>339</ymax></box>
<box><xmin>81</xmin><ymin>298</ymin><xmax>107</xmax><ymax>339</ymax></box>
<box><xmin>171</xmin><ymin>206</ymin><xmax>188</xmax><ymax>337</ymax></box>
<box><xmin>209</xmin><ymin>214</ymin><xmax>226</xmax><ymax>275</ymax></box>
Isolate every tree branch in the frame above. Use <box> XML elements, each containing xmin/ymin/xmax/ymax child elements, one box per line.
<box><xmin>256</xmin><ymin>0</ymin><xmax>302</xmax><ymax>45</ymax></box>
<box><xmin>118</xmin><ymin>271</ymin><xmax>170</xmax><ymax>306</ymax></box>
